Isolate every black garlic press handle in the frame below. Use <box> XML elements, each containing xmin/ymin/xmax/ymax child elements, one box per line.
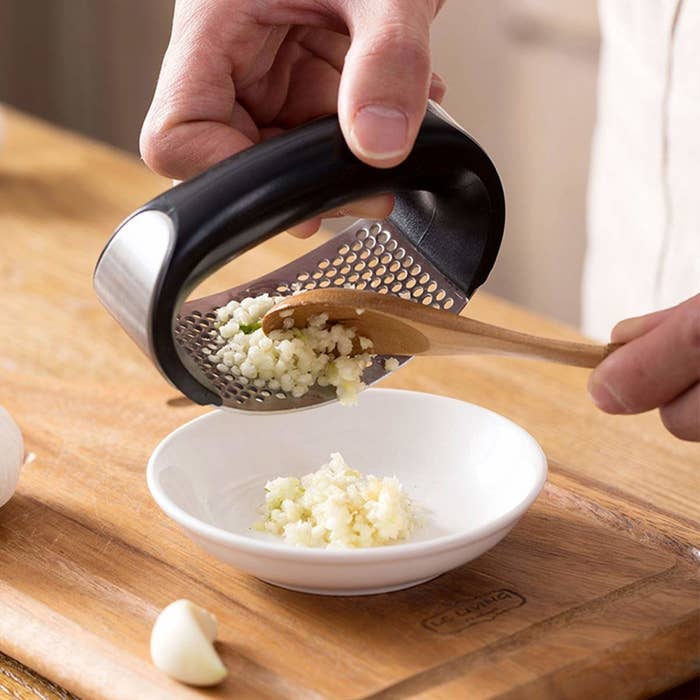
<box><xmin>94</xmin><ymin>102</ymin><xmax>505</xmax><ymax>405</ymax></box>
<box><xmin>156</xmin><ymin>104</ymin><xmax>503</xmax><ymax>322</ymax></box>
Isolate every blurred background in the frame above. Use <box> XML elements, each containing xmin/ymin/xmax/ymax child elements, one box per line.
<box><xmin>0</xmin><ymin>0</ymin><xmax>599</xmax><ymax>327</ymax></box>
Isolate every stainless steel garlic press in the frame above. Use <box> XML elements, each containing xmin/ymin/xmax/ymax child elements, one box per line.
<box><xmin>94</xmin><ymin>102</ymin><xmax>505</xmax><ymax>412</ymax></box>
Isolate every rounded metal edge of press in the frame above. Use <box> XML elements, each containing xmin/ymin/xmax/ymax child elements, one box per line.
<box><xmin>93</xmin><ymin>208</ymin><xmax>176</xmax><ymax>378</ymax></box>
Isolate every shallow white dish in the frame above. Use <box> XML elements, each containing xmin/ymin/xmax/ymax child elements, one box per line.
<box><xmin>147</xmin><ymin>388</ymin><xmax>547</xmax><ymax>596</ymax></box>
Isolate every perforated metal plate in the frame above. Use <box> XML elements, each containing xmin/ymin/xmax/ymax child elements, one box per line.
<box><xmin>174</xmin><ymin>220</ymin><xmax>467</xmax><ymax>412</ymax></box>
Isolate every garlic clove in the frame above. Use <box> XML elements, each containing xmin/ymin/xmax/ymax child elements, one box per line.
<box><xmin>150</xmin><ymin>599</ymin><xmax>227</xmax><ymax>687</ymax></box>
<box><xmin>0</xmin><ymin>406</ymin><xmax>23</xmax><ymax>510</ymax></box>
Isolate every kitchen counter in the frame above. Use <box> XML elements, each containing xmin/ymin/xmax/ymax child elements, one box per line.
<box><xmin>0</xmin><ymin>107</ymin><xmax>697</xmax><ymax>699</ymax></box>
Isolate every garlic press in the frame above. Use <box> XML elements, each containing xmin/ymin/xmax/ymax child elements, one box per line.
<box><xmin>94</xmin><ymin>102</ymin><xmax>505</xmax><ymax>412</ymax></box>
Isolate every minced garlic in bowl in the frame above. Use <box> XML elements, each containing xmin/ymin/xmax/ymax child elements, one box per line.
<box><xmin>254</xmin><ymin>453</ymin><xmax>414</xmax><ymax>548</ymax></box>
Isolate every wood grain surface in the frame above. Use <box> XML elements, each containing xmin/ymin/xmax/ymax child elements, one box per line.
<box><xmin>0</xmin><ymin>107</ymin><xmax>698</xmax><ymax>700</ymax></box>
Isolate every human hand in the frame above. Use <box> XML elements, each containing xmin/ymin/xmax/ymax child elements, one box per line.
<box><xmin>140</xmin><ymin>0</ymin><xmax>447</xmax><ymax>236</ymax></box>
<box><xmin>588</xmin><ymin>294</ymin><xmax>700</xmax><ymax>441</ymax></box>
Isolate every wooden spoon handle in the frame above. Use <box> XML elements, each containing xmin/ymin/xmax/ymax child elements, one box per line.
<box><xmin>487</xmin><ymin>335</ymin><xmax>621</xmax><ymax>368</ymax></box>
<box><xmin>451</xmin><ymin>316</ymin><xmax>622</xmax><ymax>368</ymax></box>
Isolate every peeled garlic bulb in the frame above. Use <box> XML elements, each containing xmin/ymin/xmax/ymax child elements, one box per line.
<box><xmin>150</xmin><ymin>599</ymin><xmax>227</xmax><ymax>686</ymax></box>
<box><xmin>0</xmin><ymin>407</ymin><xmax>23</xmax><ymax>509</ymax></box>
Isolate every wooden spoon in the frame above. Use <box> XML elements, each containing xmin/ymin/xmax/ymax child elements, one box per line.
<box><xmin>262</xmin><ymin>289</ymin><xmax>620</xmax><ymax>368</ymax></box>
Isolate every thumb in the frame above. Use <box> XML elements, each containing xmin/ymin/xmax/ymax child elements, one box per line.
<box><xmin>338</xmin><ymin>1</ymin><xmax>435</xmax><ymax>168</ymax></box>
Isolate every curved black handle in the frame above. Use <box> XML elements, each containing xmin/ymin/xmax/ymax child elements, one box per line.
<box><xmin>122</xmin><ymin>103</ymin><xmax>504</xmax><ymax>404</ymax></box>
<box><xmin>152</xmin><ymin>105</ymin><xmax>503</xmax><ymax>295</ymax></box>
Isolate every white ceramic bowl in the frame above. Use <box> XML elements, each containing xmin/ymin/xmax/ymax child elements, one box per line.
<box><xmin>147</xmin><ymin>389</ymin><xmax>546</xmax><ymax>595</ymax></box>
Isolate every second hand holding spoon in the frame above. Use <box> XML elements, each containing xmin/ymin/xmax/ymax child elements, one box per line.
<box><xmin>262</xmin><ymin>289</ymin><xmax>620</xmax><ymax>368</ymax></box>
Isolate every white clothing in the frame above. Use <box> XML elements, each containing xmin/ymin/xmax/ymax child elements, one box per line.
<box><xmin>583</xmin><ymin>0</ymin><xmax>700</xmax><ymax>339</ymax></box>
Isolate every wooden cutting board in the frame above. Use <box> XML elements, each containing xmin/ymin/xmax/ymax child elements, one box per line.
<box><xmin>0</xmin><ymin>108</ymin><xmax>698</xmax><ymax>700</ymax></box>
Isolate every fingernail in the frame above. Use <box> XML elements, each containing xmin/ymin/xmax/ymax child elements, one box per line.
<box><xmin>350</xmin><ymin>106</ymin><xmax>409</xmax><ymax>160</ymax></box>
<box><xmin>588</xmin><ymin>375</ymin><xmax>630</xmax><ymax>414</ymax></box>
